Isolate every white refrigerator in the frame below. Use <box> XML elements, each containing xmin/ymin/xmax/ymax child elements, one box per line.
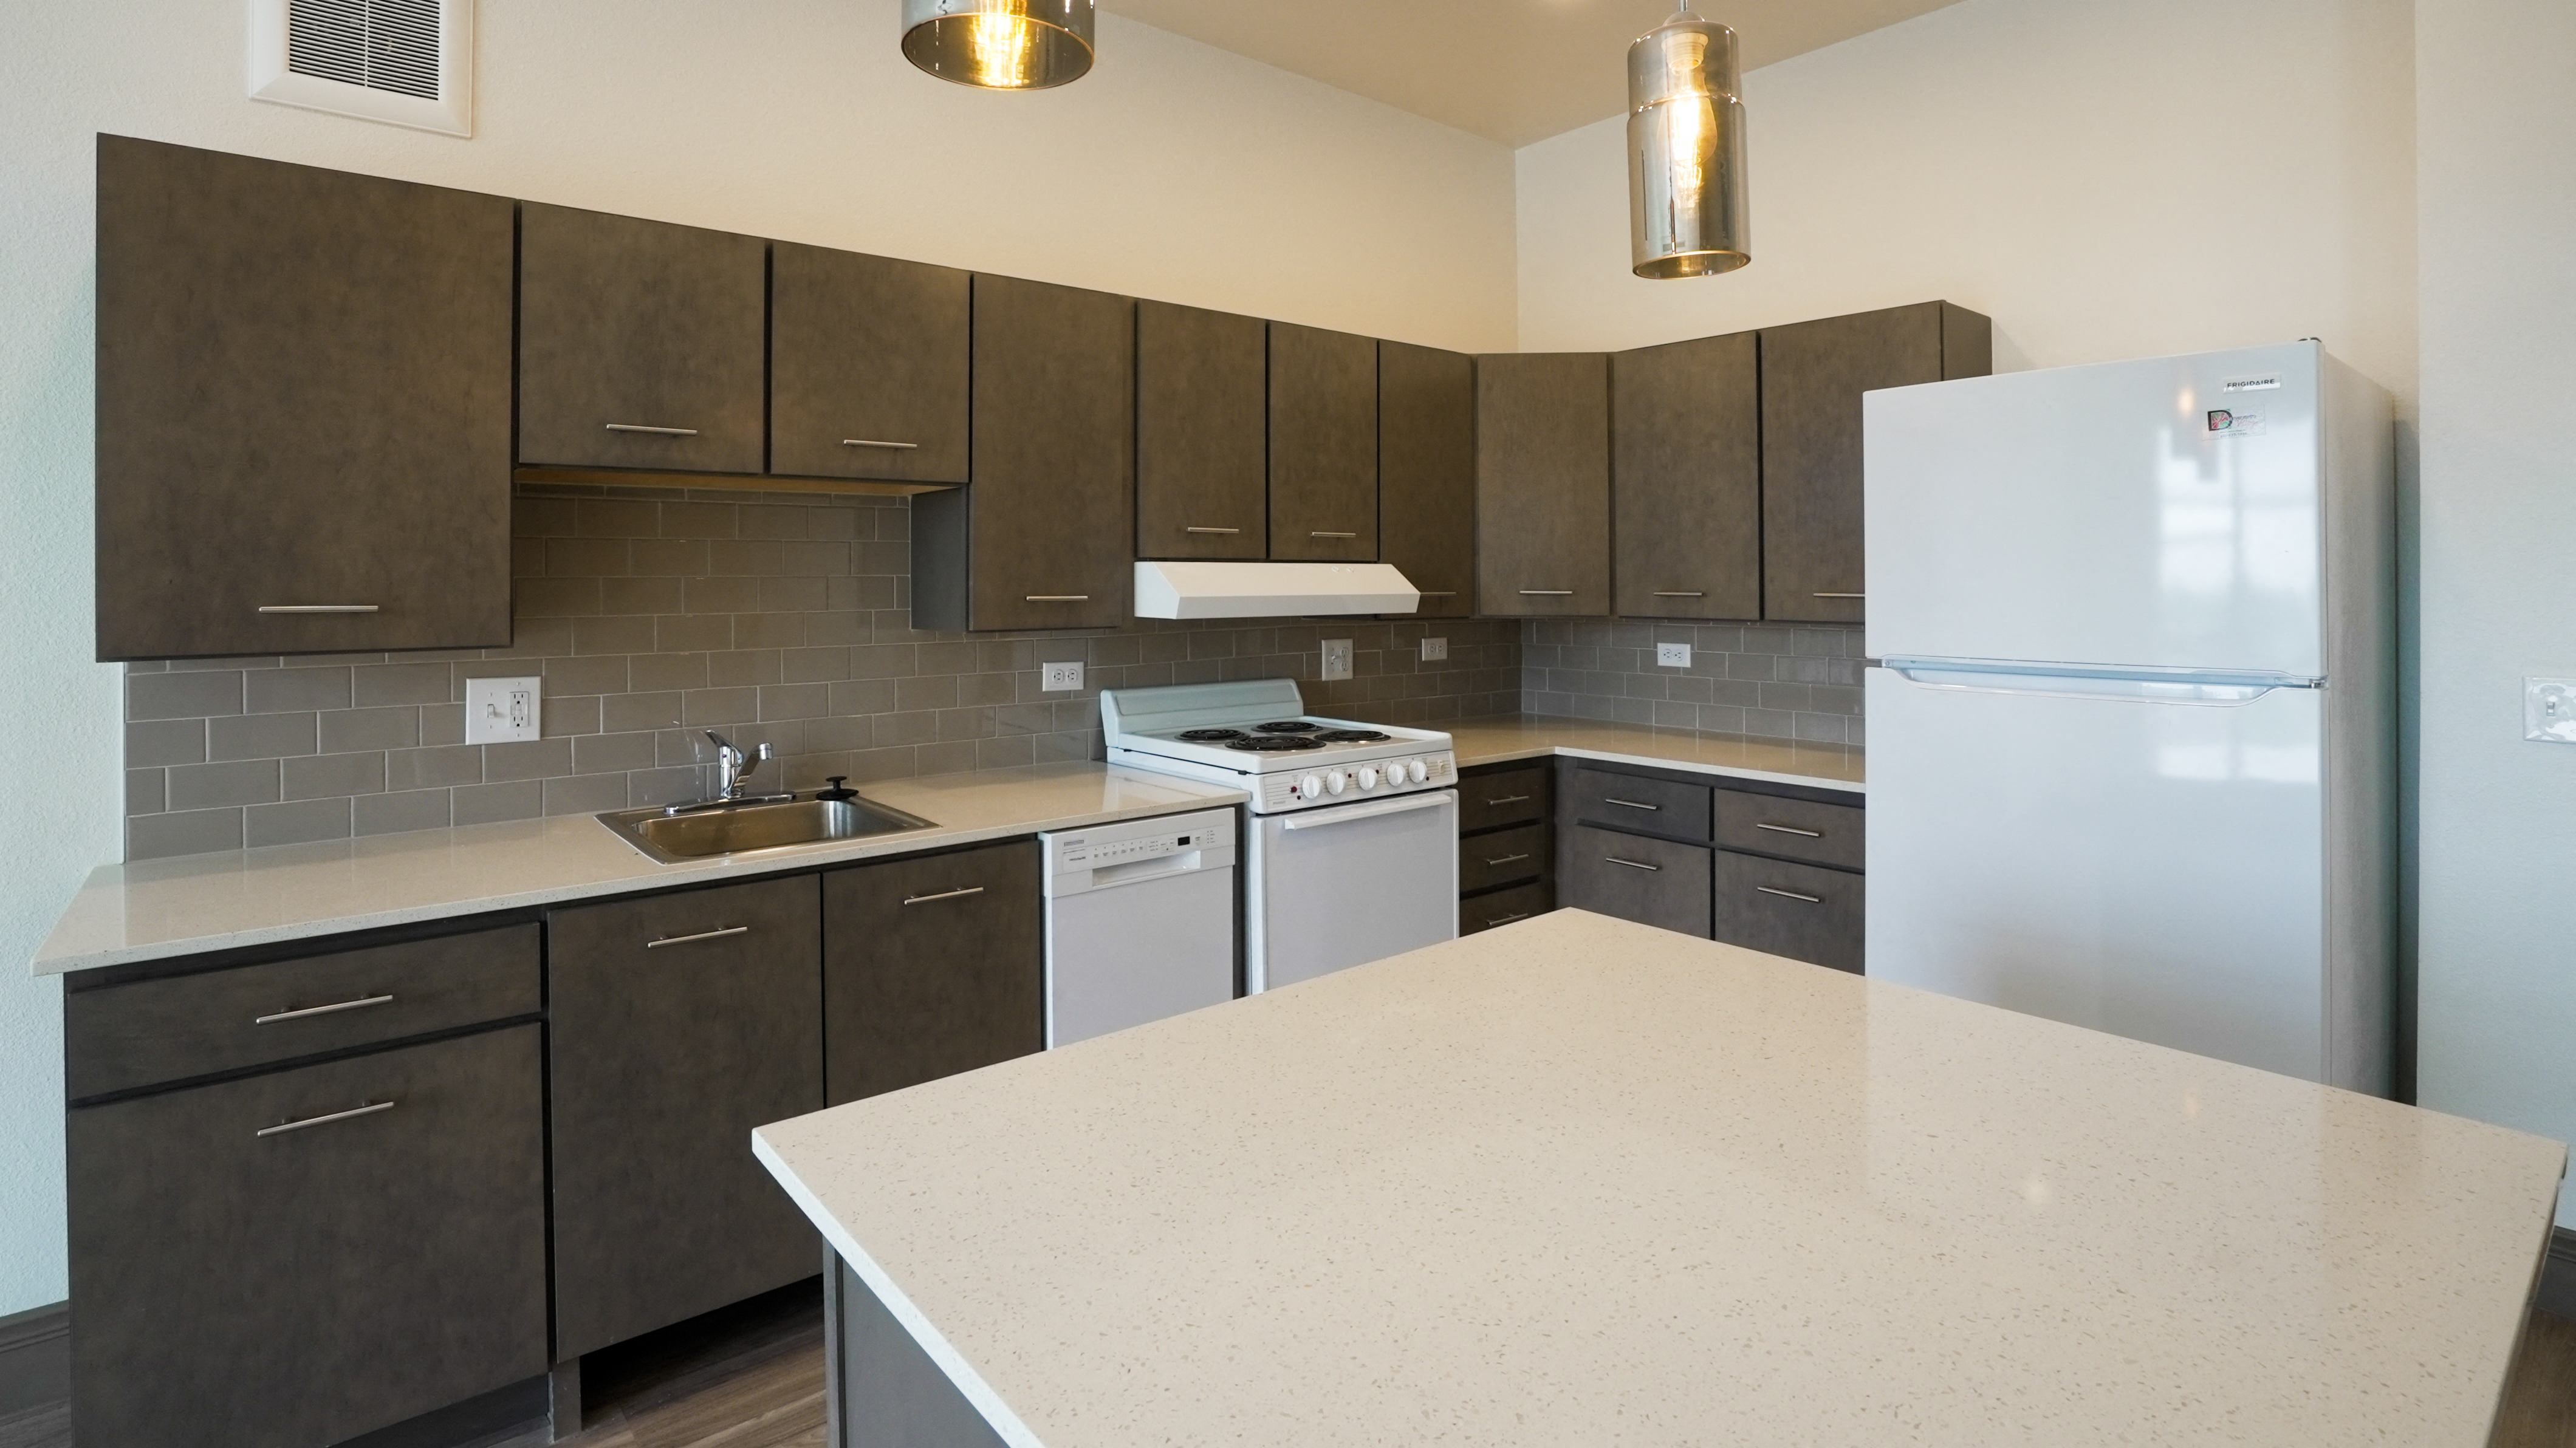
<box><xmin>1862</xmin><ymin>341</ymin><xmax>2396</xmax><ymax>1092</ymax></box>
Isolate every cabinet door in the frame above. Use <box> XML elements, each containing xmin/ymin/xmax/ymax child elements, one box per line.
<box><xmin>824</xmin><ymin>840</ymin><xmax>1043</xmax><ymax>1105</ymax></box>
<box><xmin>548</xmin><ymin>876</ymin><xmax>823</xmax><ymax>1359</ymax></box>
<box><xmin>1614</xmin><ymin>332</ymin><xmax>1760</xmax><ymax>620</ymax></box>
<box><xmin>1137</xmin><ymin>301</ymin><xmax>1267</xmax><ymax>559</ymax></box>
<box><xmin>770</xmin><ymin>242</ymin><xmax>970</xmax><ymax>483</ymax></box>
<box><xmin>1379</xmin><ymin>341</ymin><xmax>1477</xmax><ymax>618</ymax></box>
<box><xmin>1558</xmin><ymin>825</ymin><xmax>1712</xmax><ymax>938</ymax></box>
<box><xmin>94</xmin><ymin>136</ymin><xmax>513</xmax><ymax>661</ymax></box>
<box><xmin>518</xmin><ymin>202</ymin><xmax>767</xmax><ymax>474</ymax></box>
<box><xmin>69</xmin><ymin>1026</ymin><xmax>547</xmax><ymax>1448</ymax></box>
<box><xmin>913</xmin><ymin>276</ymin><xmax>1134</xmax><ymax>630</ymax></box>
<box><xmin>1713</xmin><ymin>852</ymin><xmax>1865</xmax><ymax>974</ymax></box>
<box><xmin>1477</xmin><ymin>353</ymin><xmax>1611</xmax><ymax>616</ymax></box>
<box><xmin>1269</xmin><ymin>323</ymin><xmax>1379</xmax><ymax>561</ymax></box>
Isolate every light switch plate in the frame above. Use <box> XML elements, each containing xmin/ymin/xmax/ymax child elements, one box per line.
<box><xmin>1041</xmin><ymin>661</ymin><xmax>1084</xmax><ymax>692</ymax></box>
<box><xmin>2526</xmin><ymin>677</ymin><xmax>2576</xmax><ymax>743</ymax></box>
<box><xmin>465</xmin><ymin>676</ymin><xmax>540</xmax><ymax>744</ymax></box>
<box><xmin>1420</xmin><ymin>636</ymin><xmax>1448</xmax><ymax>662</ymax></box>
<box><xmin>1657</xmin><ymin>643</ymin><xmax>1692</xmax><ymax>668</ymax></box>
<box><xmin>1321</xmin><ymin>639</ymin><xmax>1354</xmax><ymax>681</ymax></box>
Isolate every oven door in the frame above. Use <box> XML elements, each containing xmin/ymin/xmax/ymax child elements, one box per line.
<box><xmin>1247</xmin><ymin>790</ymin><xmax>1459</xmax><ymax>992</ymax></box>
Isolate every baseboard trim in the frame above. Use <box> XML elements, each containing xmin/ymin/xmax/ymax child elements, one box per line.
<box><xmin>0</xmin><ymin>1300</ymin><xmax>69</xmax><ymax>1419</ymax></box>
<box><xmin>2539</xmin><ymin>1227</ymin><xmax>2576</xmax><ymax>1321</ymax></box>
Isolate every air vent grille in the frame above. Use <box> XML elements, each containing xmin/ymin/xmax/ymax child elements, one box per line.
<box><xmin>286</xmin><ymin>0</ymin><xmax>442</xmax><ymax>100</ymax></box>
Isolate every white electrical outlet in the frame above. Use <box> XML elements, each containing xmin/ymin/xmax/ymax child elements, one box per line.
<box><xmin>1321</xmin><ymin>639</ymin><xmax>1354</xmax><ymax>681</ymax></box>
<box><xmin>465</xmin><ymin>676</ymin><xmax>541</xmax><ymax>744</ymax></box>
<box><xmin>1041</xmin><ymin>661</ymin><xmax>1085</xmax><ymax>692</ymax></box>
<box><xmin>1420</xmin><ymin>636</ymin><xmax>1448</xmax><ymax>662</ymax></box>
<box><xmin>2526</xmin><ymin>677</ymin><xmax>2576</xmax><ymax>743</ymax></box>
<box><xmin>1657</xmin><ymin>642</ymin><xmax>1693</xmax><ymax>668</ymax></box>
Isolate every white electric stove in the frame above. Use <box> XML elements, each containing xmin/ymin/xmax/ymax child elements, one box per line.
<box><xmin>1103</xmin><ymin>680</ymin><xmax>1460</xmax><ymax>992</ymax></box>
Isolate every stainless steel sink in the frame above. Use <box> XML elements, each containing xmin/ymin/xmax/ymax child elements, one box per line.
<box><xmin>597</xmin><ymin>795</ymin><xmax>936</xmax><ymax>864</ymax></box>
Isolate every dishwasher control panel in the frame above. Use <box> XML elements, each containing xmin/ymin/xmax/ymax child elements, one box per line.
<box><xmin>1055</xmin><ymin>822</ymin><xmax>1217</xmax><ymax>869</ymax></box>
<box><xmin>1043</xmin><ymin>807</ymin><xmax>1239</xmax><ymax>896</ymax></box>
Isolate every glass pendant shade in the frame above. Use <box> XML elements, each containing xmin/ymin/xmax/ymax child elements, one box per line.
<box><xmin>1627</xmin><ymin>9</ymin><xmax>1750</xmax><ymax>279</ymax></box>
<box><xmin>901</xmin><ymin>0</ymin><xmax>1095</xmax><ymax>90</ymax></box>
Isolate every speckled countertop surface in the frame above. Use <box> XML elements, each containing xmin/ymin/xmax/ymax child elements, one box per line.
<box><xmin>756</xmin><ymin>909</ymin><xmax>2564</xmax><ymax>1448</ymax></box>
<box><xmin>33</xmin><ymin>764</ymin><xmax>1243</xmax><ymax>975</ymax></box>
<box><xmin>1447</xmin><ymin>714</ymin><xmax>1865</xmax><ymax>792</ymax></box>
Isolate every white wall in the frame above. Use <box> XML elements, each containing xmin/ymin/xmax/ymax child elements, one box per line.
<box><xmin>0</xmin><ymin>1</ymin><xmax>1514</xmax><ymax>1317</ymax></box>
<box><xmin>2413</xmin><ymin>0</ymin><xmax>2576</xmax><ymax>1231</ymax></box>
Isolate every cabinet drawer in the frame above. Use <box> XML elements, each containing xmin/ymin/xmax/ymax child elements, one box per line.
<box><xmin>1461</xmin><ymin>879</ymin><xmax>1553</xmax><ymax>936</ymax></box>
<box><xmin>1713</xmin><ymin>853</ymin><xmax>1865</xmax><ymax>974</ymax></box>
<box><xmin>1458</xmin><ymin>765</ymin><xmax>1549</xmax><ymax>830</ymax></box>
<box><xmin>1712</xmin><ymin>791</ymin><xmax>1865</xmax><ymax>871</ymax></box>
<box><xmin>825</xmin><ymin>840</ymin><xmax>1043</xmax><ymax>1106</ymax></box>
<box><xmin>66</xmin><ymin>924</ymin><xmax>540</xmax><ymax>1101</ymax></box>
<box><xmin>1566</xmin><ymin>767</ymin><xmax>1713</xmax><ymax>842</ymax></box>
<box><xmin>1560</xmin><ymin>825</ymin><xmax>1711</xmax><ymax>939</ymax></box>
<box><xmin>69</xmin><ymin>1024</ymin><xmax>548</xmax><ymax>1448</ymax></box>
<box><xmin>1459</xmin><ymin>822</ymin><xmax>1549</xmax><ymax>894</ymax></box>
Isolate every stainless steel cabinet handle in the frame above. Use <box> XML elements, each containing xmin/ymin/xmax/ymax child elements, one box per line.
<box><xmin>1812</xmin><ymin>592</ymin><xmax>1866</xmax><ymax>599</ymax></box>
<box><xmin>1755</xmin><ymin>822</ymin><xmax>1824</xmax><ymax>838</ymax></box>
<box><xmin>646</xmin><ymin>924</ymin><xmax>750</xmax><ymax>949</ymax></box>
<box><xmin>1519</xmin><ymin>589</ymin><xmax>1574</xmax><ymax>596</ymax></box>
<box><xmin>1185</xmin><ymin>526</ymin><xmax>1243</xmax><ymax>535</ymax></box>
<box><xmin>258</xmin><ymin>604</ymin><xmax>380</xmax><ymax>614</ymax></box>
<box><xmin>1310</xmin><ymin>530</ymin><xmax>1360</xmax><ymax>539</ymax></box>
<box><xmin>1653</xmin><ymin>590</ymin><xmax>1706</xmax><ymax>598</ymax></box>
<box><xmin>1757</xmin><ymin>886</ymin><xmax>1824</xmax><ymax>904</ymax></box>
<box><xmin>257</xmin><ymin>1099</ymin><xmax>395</xmax><ymax>1139</ymax></box>
<box><xmin>1482</xmin><ymin>853</ymin><xmax>1532</xmax><ymax>867</ymax></box>
<box><xmin>253</xmin><ymin>994</ymin><xmax>394</xmax><ymax>1025</ymax></box>
<box><xmin>1602</xmin><ymin>797</ymin><xmax>1660</xmax><ymax>811</ymax></box>
<box><xmin>1483</xmin><ymin>794</ymin><xmax>1532</xmax><ymax>805</ymax></box>
<box><xmin>841</xmin><ymin>438</ymin><xmax>919</xmax><ymax>449</ymax></box>
<box><xmin>604</xmin><ymin>423</ymin><xmax>700</xmax><ymax>436</ymax></box>
<box><xmin>1486</xmin><ymin>912</ymin><xmax>1533</xmax><ymax>927</ymax></box>
<box><xmin>1024</xmin><ymin>595</ymin><xmax>1091</xmax><ymax>603</ymax></box>
<box><xmin>1418</xmin><ymin>590</ymin><xmax>1459</xmax><ymax>597</ymax></box>
<box><xmin>1605</xmin><ymin>856</ymin><xmax>1662</xmax><ymax>872</ymax></box>
<box><xmin>903</xmin><ymin>886</ymin><xmax>987</xmax><ymax>906</ymax></box>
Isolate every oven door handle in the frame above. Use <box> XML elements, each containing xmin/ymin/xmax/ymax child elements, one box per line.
<box><xmin>1281</xmin><ymin>793</ymin><xmax>1452</xmax><ymax>831</ymax></box>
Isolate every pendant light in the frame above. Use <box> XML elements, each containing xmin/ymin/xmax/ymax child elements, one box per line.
<box><xmin>901</xmin><ymin>0</ymin><xmax>1095</xmax><ymax>90</ymax></box>
<box><xmin>1626</xmin><ymin>5</ymin><xmax>1750</xmax><ymax>278</ymax></box>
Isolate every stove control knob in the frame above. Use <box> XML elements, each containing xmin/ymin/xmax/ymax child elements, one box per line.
<box><xmin>1323</xmin><ymin>770</ymin><xmax>1349</xmax><ymax>796</ymax></box>
<box><xmin>1406</xmin><ymin>759</ymin><xmax>1430</xmax><ymax>785</ymax></box>
<box><xmin>1298</xmin><ymin>773</ymin><xmax>1324</xmax><ymax>799</ymax></box>
<box><xmin>1357</xmin><ymin>765</ymin><xmax>1382</xmax><ymax>791</ymax></box>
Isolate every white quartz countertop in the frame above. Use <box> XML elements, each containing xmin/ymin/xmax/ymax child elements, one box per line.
<box><xmin>1447</xmin><ymin>714</ymin><xmax>1865</xmax><ymax>792</ymax></box>
<box><xmin>32</xmin><ymin>764</ymin><xmax>1243</xmax><ymax>975</ymax></box>
<box><xmin>755</xmin><ymin>909</ymin><xmax>2564</xmax><ymax>1448</ymax></box>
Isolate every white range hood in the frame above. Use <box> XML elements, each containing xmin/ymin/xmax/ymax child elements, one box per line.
<box><xmin>1132</xmin><ymin>561</ymin><xmax>1422</xmax><ymax>620</ymax></box>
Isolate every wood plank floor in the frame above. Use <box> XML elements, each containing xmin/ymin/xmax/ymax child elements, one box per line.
<box><xmin>5</xmin><ymin>1305</ymin><xmax>2573</xmax><ymax>1446</ymax></box>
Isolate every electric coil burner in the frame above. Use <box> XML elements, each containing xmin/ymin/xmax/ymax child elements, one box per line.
<box><xmin>1178</xmin><ymin>728</ymin><xmax>1249</xmax><ymax>742</ymax></box>
<box><xmin>1228</xmin><ymin>736</ymin><xmax>1324</xmax><ymax>753</ymax></box>
<box><xmin>1255</xmin><ymin>720</ymin><xmax>1323</xmax><ymax>734</ymax></box>
<box><xmin>1314</xmin><ymin>729</ymin><xmax>1391</xmax><ymax>743</ymax></box>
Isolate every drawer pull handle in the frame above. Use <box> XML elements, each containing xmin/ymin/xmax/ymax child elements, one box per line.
<box><xmin>1025</xmin><ymin>595</ymin><xmax>1091</xmax><ymax>603</ymax></box>
<box><xmin>257</xmin><ymin>1099</ymin><xmax>395</xmax><ymax>1139</ymax></box>
<box><xmin>258</xmin><ymin>604</ymin><xmax>380</xmax><ymax>614</ymax></box>
<box><xmin>646</xmin><ymin>924</ymin><xmax>750</xmax><ymax>949</ymax></box>
<box><xmin>1602</xmin><ymin>797</ymin><xmax>1660</xmax><ymax>811</ymax></box>
<box><xmin>1754</xmin><ymin>822</ymin><xmax>1824</xmax><ymax>838</ymax></box>
<box><xmin>1812</xmin><ymin>592</ymin><xmax>1865</xmax><ymax>600</ymax></box>
<box><xmin>1483</xmin><ymin>794</ymin><xmax>1532</xmax><ymax>805</ymax></box>
<box><xmin>903</xmin><ymin>886</ymin><xmax>987</xmax><ymax>906</ymax></box>
<box><xmin>841</xmin><ymin>437</ymin><xmax>920</xmax><ymax>449</ymax></box>
<box><xmin>1482</xmin><ymin>853</ymin><xmax>1532</xmax><ymax>867</ymax></box>
<box><xmin>1486</xmin><ymin>912</ymin><xmax>1533</xmax><ymax>927</ymax></box>
<box><xmin>253</xmin><ymin>994</ymin><xmax>394</xmax><ymax>1025</ymax></box>
<box><xmin>1519</xmin><ymin>589</ymin><xmax>1574</xmax><ymax>596</ymax></box>
<box><xmin>1185</xmin><ymin>526</ymin><xmax>1242</xmax><ymax>535</ymax></box>
<box><xmin>605</xmin><ymin>423</ymin><xmax>699</xmax><ymax>437</ymax></box>
<box><xmin>1757</xmin><ymin>886</ymin><xmax>1824</xmax><ymax>904</ymax></box>
<box><xmin>1310</xmin><ymin>530</ymin><xmax>1360</xmax><ymax>539</ymax></box>
<box><xmin>1605</xmin><ymin>856</ymin><xmax>1662</xmax><ymax>873</ymax></box>
<box><xmin>1418</xmin><ymin>590</ymin><xmax>1459</xmax><ymax>597</ymax></box>
<box><xmin>1652</xmin><ymin>590</ymin><xmax>1706</xmax><ymax>598</ymax></box>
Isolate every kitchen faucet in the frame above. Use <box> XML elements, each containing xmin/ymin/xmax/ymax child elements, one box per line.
<box><xmin>663</xmin><ymin>730</ymin><xmax>793</xmax><ymax>815</ymax></box>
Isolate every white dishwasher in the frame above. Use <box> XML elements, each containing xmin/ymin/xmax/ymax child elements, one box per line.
<box><xmin>1041</xmin><ymin>808</ymin><xmax>1238</xmax><ymax>1047</ymax></box>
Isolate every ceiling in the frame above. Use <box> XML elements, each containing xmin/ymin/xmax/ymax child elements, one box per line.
<box><xmin>1100</xmin><ymin>1</ymin><xmax>1964</xmax><ymax>148</ymax></box>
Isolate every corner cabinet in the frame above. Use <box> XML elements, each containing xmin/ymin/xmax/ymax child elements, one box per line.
<box><xmin>1269</xmin><ymin>323</ymin><xmax>1380</xmax><ymax>562</ymax></box>
<box><xmin>1476</xmin><ymin>352</ymin><xmax>1611</xmax><ymax>616</ymax></box>
<box><xmin>1758</xmin><ymin>301</ymin><xmax>1992</xmax><ymax>623</ymax></box>
<box><xmin>1613</xmin><ymin>332</ymin><xmax>1761</xmax><ymax>620</ymax></box>
<box><xmin>1136</xmin><ymin>301</ymin><xmax>1268</xmax><ymax>560</ymax></box>
<box><xmin>1378</xmin><ymin>341</ymin><xmax>1478</xmax><ymax>619</ymax></box>
<box><xmin>913</xmin><ymin>276</ymin><xmax>1135</xmax><ymax>630</ymax></box>
<box><xmin>769</xmin><ymin>242</ymin><xmax>971</xmax><ymax>485</ymax></box>
<box><xmin>93</xmin><ymin>135</ymin><xmax>515</xmax><ymax>661</ymax></box>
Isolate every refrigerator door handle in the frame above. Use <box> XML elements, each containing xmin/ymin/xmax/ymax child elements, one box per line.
<box><xmin>1879</xmin><ymin>657</ymin><xmax>2321</xmax><ymax>706</ymax></box>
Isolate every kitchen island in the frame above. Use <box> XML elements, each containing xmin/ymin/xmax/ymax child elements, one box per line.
<box><xmin>755</xmin><ymin>909</ymin><xmax>2564</xmax><ymax>1447</ymax></box>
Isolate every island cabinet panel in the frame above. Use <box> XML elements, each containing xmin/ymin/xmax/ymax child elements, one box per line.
<box><xmin>913</xmin><ymin>276</ymin><xmax>1134</xmax><ymax>631</ymax></box>
<box><xmin>68</xmin><ymin>1024</ymin><xmax>548</xmax><ymax>1448</ymax></box>
<box><xmin>1377</xmin><ymin>341</ymin><xmax>1478</xmax><ymax>618</ymax></box>
<box><xmin>517</xmin><ymin>202</ymin><xmax>768</xmax><ymax>475</ymax></box>
<box><xmin>1558</xmin><ymin>824</ymin><xmax>1713</xmax><ymax>938</ymax></box>
<box><xmin>1268</xmin><ymin>323</ymin><xmax>1380</xmax><ymax>562</ymax></box>
<box><xmin>94</xmin><ymin>135</ymin><xmax>515</xmax><ymax>661</ymax></box>
<box><xmin>1713</xmin><ymin>852</ymin><xmax>1865</xmax><ymax>974</ymax></box>
<box><xmin>1136</xmin><ymin>301</ymin><xmax>1268</xmax><ymax>559</ymax></box>
<box><xmin>823</xmin><ymin>840</ymin><xmax>1044</xmax><ymax>1105</ymax></box>
<box><xmin>1477</xmin><ymin>352</ymin><xmax>1611</xmax><ymax>616</ymax></box>
<box><xmin>1613</xmin><ymin>332</ymin><xmax>1762</xmax><ymax>620</ymax></box>
<box><xmin>548</xmin><ymin>875</ymin><xmax>824</xmax><ymax>1360</ymax></box>
<box><xmin>769</xmin><ymin>242</ymin><xmax>970</xmax><ymax>484</ymax></box>
<box><xmin>1758</xmin><ymin>301</ymin><xmax>1992</xmax><ymax>623</ymax></box>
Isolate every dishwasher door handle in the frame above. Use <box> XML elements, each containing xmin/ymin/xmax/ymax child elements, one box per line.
<box><xmin>1281</xmin><ymin>793</ymin><xmax>1453</xmax><ymax>831</ymax></box>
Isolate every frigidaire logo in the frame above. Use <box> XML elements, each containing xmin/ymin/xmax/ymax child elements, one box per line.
<box><xmin>2223</xmin><ymin>375</ymin><xmax>2282</xmax><ymax>392</ymax></box>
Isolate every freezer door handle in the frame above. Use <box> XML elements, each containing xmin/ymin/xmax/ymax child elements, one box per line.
<box><xmin>1879</xmin><ymin>657</ymin><xmax>2319</xmax><ymax>706</ymax></box>
<box><xmin>1281</xmin><ymin>793</ymin><xmax>1453</xmax><ymax>831</ymax></box>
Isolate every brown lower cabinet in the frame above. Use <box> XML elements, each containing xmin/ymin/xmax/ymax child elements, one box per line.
<box><xmin>1461</xmin><ymin>878</ymin><xmax>1552</xmax><ymax>936</ymax></box>
<box><xmin>824</xmin><ymin>841</ymin><xmax>1044</xmax><ymax>1105</ymax></box>
<box><xmin>1713</xmin><ymin>852</ymin><xmax>1865</xmax><ymax>975</ymax></box>
<box><xmin>1560</xmin><ymin>824</ymin><xmax>1713</xmax><ymax>938</ymax></box>
<box><xmin>1456</xmin><ymin>762</ymin><xmax>1555</xmax><ymax>935</ymax></box>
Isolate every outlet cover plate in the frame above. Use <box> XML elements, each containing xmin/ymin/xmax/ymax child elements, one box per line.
<box><xmin>1321</xmin><ymin>639</ymin><xmax>1354</xmax><ymax>681</ymax></box>
<box><xmin>1420</xmin><ymin>636</ymin><xmax>1448</xmax><ymax>662</ymax></box>
<box><xmin>465</xmin><ymin>676</ymin><xmax>541</xmax><ymax>744</ymax></box>
<box><xmin>1041</xmin><ymin>661</ymin><xmax>1085</xmax><ymax>692</ymax></box>
<box><xmin>2527</xmin><ymin>677</ymin><xmax>2576</xmax><ymax>743</ymax></box>
<box><xmin>1657</xmin><ymin>643</ymin><xmax>1692</xmax><ymax>668</ymax></box>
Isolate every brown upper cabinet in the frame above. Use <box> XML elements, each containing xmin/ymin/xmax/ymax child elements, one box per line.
<box><xmin>1613</xmin><ymin>332</ymin><xmax>1761</xmax><ymax>621</ymax></box>
<box><xmin>1268</xmin><ymin>323</ymin><xmax>1379</xmax><ymax>562</ymax></box>
<box><xmin>1136</xmin><ymin>301</ymin><xmax>1267</xmax><ymax>560</ymax></box>
<box><xmin>1378</xmin><ymin>341</ymin><xmax>1478</xmax><ymax>619</ymax></box>
<box><xmin>769</xmin><ymin>243</ymin><xmax>970</xmax><ymax>485</ymax></box>
<box><xmin>912</xmin><ymin>275</ymin><xmax>1135</xmax><ymax>631</ymax></box>
<box><xmin>93</xmin><ymin>136</ymin><xmax>515</xmax><ymax>662</ymax></box>
<box><xmin>517</xmin><ymin>203</ymin><xmax>767</xmax><ymax>476</ymax></box>
<box><xmin>1477</xmin><ymin>352</ymin><xmax>1611</xmax><ymax>616</ymax></box>
<box><xmin>1758</xmin><ymin>301</ymin><xmax>1991</xmax><ymax>623</ymax></box>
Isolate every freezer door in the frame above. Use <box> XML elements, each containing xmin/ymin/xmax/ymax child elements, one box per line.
<box><xmin>1864</xmin><ymin>343</ymin><xmax>2324</xmax><ymax>676</ymax></box>
<box><xmin>1249</xmin><ymin>792</ymin><xmax>1459</xmax><ymax>992</ymax></box>
<box><xmin>1864</xmin><ymin>667</ymin><xmax>2328</xmax><ymax>1081</ymax></box>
